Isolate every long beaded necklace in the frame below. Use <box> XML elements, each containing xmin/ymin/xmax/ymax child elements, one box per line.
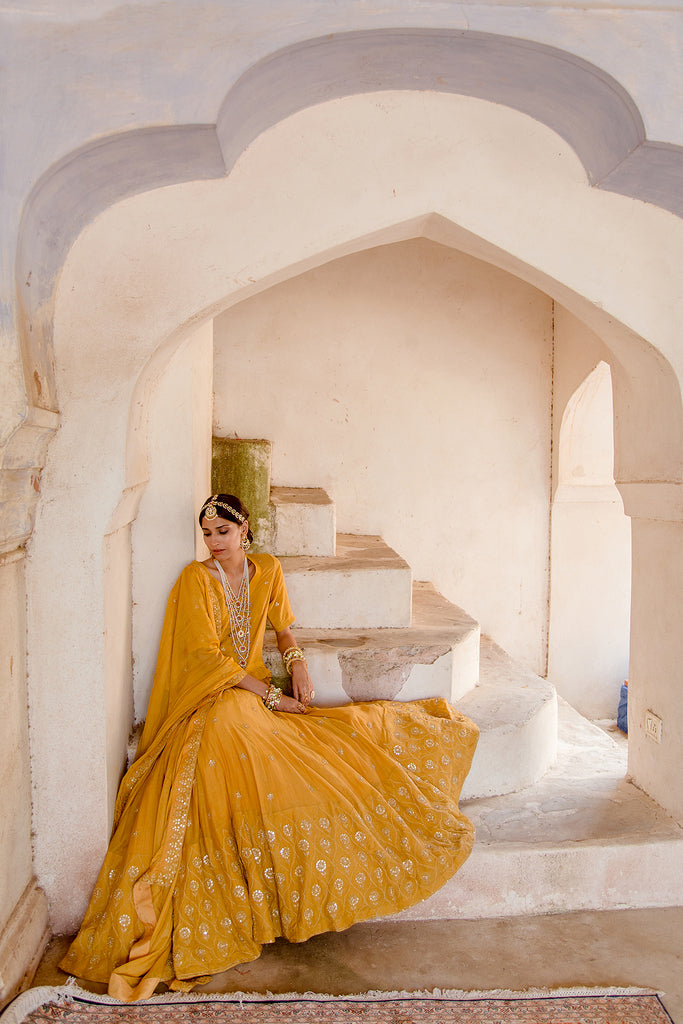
<box><xmin>214</xmin><ymin>557</ymin><xmax>250</xmax><ymax>668</ymax></box>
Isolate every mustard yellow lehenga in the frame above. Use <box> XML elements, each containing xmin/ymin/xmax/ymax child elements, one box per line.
<box><xmin>61</xmin><ymin>555</ymin><xmax>479</xmax><ymax>1002</ymax></box>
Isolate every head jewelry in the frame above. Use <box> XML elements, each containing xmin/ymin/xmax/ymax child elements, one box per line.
<box><xmin>202</xmin><ymin>496</ymin><xmax>246</xmax><ymax>523</ymax></box>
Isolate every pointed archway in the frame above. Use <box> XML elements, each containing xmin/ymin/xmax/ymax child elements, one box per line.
<box><xmin>14</xmin><ymin>38</ymin><xmax>683</xmax><ymax>931</ymax></box>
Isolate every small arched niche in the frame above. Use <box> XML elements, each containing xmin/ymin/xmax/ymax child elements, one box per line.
<box><xmin>548</xmin><ymin>359</ymin><xmax>631</xmax><ymax>720</ymax></box>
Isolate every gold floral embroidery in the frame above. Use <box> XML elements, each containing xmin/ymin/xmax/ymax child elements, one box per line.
<box><xmin>64</xmin><ymin>691</ymin><xmax>478</xmax><ymax>992</ymax></box>
<box><xmin>143</xmin><ymin>705</ymin><xmax>209</xmax><ymax>888</ymax></box>
<box><xmin>209</xmin><ymin>585</ymin><xmax>221</xmax><ymax>635</ymax></box>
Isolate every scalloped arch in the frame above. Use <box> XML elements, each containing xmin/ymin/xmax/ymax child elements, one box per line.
<box><xmin>15</xmin><ymin>27</ymin><xmax>683</xmax><ymax>413</ymax></box>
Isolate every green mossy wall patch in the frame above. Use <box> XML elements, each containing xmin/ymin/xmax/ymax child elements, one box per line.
<box><xmin>211</xmin><ymin>437</ymin><xmax>272</xmax><ymax>551</ymax></box>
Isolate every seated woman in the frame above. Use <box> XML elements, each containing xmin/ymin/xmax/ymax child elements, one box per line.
<box><xmin>61</xmin><ymin>494</ymin><xmax>479</xmax><ymax>1002</ymax></box>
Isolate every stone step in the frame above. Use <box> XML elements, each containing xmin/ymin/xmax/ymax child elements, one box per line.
<box><xmin>278</xmin><ymin>534</ymin><xmax>412</xmax><ymax>628</ymax></box>
<box><xmin>458</xmin><ymin>637</ymin><xmax>558</xmax><ymax>800</ymax></box>
<box><xmin>390</xmin><ymin>699</ymin><xmax>683</xmax><ymax>920</ymax></box>
<box><xmin>270</xmin><ymin>486</ymin><xmax>336</xmax><ymax>556</ymax></box>
<box><xmin>264</xmin><ymin>581</ymin><xmax>481</xmax><ymax>703</ymax></box>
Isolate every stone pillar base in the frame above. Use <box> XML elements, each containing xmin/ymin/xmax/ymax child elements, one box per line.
<box><xmin>0</xmin><ymin>880</ymin><xmax>50</xmax><ymax>1011</ymax></box>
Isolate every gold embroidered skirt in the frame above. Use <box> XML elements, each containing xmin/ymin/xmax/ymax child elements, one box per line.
<box><xmin>61</xmin><ymin>692</ymin><xmax>479</xmax><ymax>1001</ymax></box>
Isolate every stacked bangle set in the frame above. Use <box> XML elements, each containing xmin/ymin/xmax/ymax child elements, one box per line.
<box><xmin>282</xmin><ymin>646</ymin><xmax>306</xmax><ymax>675</ymax></box>
<box><xmin>263</xmin><ymin>683</ymin><xmax>283</xmax><ymax>710</ymax></box>
<box><xmin>261</xmin><ymin>646</ymin><xmax>308</xmax><ymax>711</ymax></box>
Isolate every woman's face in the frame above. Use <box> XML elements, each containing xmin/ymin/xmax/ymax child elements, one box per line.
<box><xmin>202</xmin><ymin>515</ymin><xmax>246</xmax><ymax>560</ymax></box>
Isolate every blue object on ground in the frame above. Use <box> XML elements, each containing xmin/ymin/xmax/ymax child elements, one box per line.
<box><xmin>617</xmin><ymin>682</ymin><xmax>628</xmax><ymax>734</ymax></box>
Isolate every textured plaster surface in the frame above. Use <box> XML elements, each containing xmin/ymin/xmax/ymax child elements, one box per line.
<box><xmin>628</xmin><ymin>517</ymin><xmax>683</xmax><ymax>823</ymax></box>
<box><xmin>270</xmin><ymin>487</ymin><xmax>336</xmax><ymax>557</ymax></box>
<box><xmin>132</xmin><ymin>323</ymin><xmax>213</xmax><ymax>723</ymax></box>
<box><xmin>215</xmin><ymin>239</ymin><xmax>553</xmax><ymax>671</ymax></box>
<box><xmin>265</xmin><ymin>580</ymin><xmax>481</xmax><ymax>704</ymax></box>
<box><xmin>0</xmin><ymin>555</ymin><xmax>33</xmax><ymax>931</ymax></box>
<box><xmin>0</xmin><ymin>555</ymin><xmax>50</xmax><ymax>1009</ymax></box>
<box><xmin>5</xmin><ymin>14</ymin><xmax>681</xmax><ymax>455</ymax></box>
<box><xmin>336</xmin><ymin>644</ymin><xmax>451</xmax><ymax>702</ymax></box>
<box><xmin>280</xmin><ymin>535</ymin><xmax>413</xmax><ymax>629</ymax></box>
<box><xmin>548</xmin><ymin>495</ymin><xmax>631</xmax><ymax>718</ymax></box>
<box><xmin>459</xmin><ymin>639</ymin><xmax>557</xmax><ymax>799</ymax></box>
<box><xmin>0</xmin><ymin>881</ymin><xmax>49</xmax><ymax>1010</ymax></box>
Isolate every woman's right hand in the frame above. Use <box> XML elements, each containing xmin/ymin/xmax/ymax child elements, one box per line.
<box><xmin>276</xmin><ymin>694</ymin><xmax>307</xmax><ymax>715</ymax></box>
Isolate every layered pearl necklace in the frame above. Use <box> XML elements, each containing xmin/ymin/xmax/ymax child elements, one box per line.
<box><xmin>214</xmin><ymin>557</ymin><xmax>250</xmax><ymax>668</ymax></box>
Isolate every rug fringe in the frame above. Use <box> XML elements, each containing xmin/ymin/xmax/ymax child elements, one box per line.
<box><xmin>1</xmin><ymin>980</ymin><xmax>660</xmax><ymax>1021</ymax></box>
<box><xmin>0</xmin><ymin>986</ymin><xmax>69</xmax><ymax>1024</ymax></box>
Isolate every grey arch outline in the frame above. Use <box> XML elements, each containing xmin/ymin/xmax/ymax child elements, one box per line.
<box><xmin>15</xmin><ymin>26</ymin><xmax>683</xmax><ymax>413</ymax></box>
<box><xmin>217</xmin><ymin>28</ymin><xmax>645</xmax><ymax>185</ymax></box>
<box><xmin>218</xmin><ymin>29</ymin><xmax>682</xmax><ymax>218</ymax></box>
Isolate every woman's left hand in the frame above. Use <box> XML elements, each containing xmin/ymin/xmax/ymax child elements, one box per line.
<box><xmin>290</xmin><ymin>660</ymin><xmax>316</xmax><ymax>707</ymax></box>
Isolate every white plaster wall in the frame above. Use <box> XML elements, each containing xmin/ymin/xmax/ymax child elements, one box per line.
<box><xmin>26</xmin><ymin>400</ymin><xmax>120</xmax><ymax>931</ymax></box>
<box><xmin>549</xmin><ymin>496</ymin><xmax>631</xmax><ymax>719</ymax></box>
<box><xmin>213</xmin><ymin>238</ymin><xmax>552</xmax><ymax>673</ymax></box>
<box><xmin>103</xmin><ymin>523</ymin><xmax>134</xmax><ymax>816</ymax></box>
<box><xmin>0</xmin><ymin>553</ymin><xmax>33</xmax><ymax>931</ymax></box>
<box><xmin>629</xmin><ymin>518</ymin><xmax>683</xmax><ymax>824</ymax></box>
<box><xmin>132</xmin><ymin>322</ymin><xmax>213</xmax><ymax>724</ymax></box>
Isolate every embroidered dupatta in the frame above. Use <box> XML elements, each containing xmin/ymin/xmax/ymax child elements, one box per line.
<box><xmin>62</xmin><ymin>558</ymin><xmax>293</xmax><ymax>1001</ymax></box>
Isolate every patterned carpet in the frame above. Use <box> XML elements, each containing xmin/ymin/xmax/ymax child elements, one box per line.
<box><xmin>1</xmin><ymin>989</ymin><xmax>673</xmax><ymax>1024</ymax></box>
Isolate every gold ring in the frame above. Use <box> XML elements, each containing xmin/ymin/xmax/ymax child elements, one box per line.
<box><xmin>310</xmin><ymin>690</ymin><xmax>315</xmax><ymax>699</ymax></box>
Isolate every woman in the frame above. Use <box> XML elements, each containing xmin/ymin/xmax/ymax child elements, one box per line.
<box><xmin>61</xmin><ymin>494</ymin><xmax>479</xmax><ymax>1002</ymax></box>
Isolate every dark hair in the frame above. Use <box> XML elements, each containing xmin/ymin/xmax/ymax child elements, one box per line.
<box><xmin>199</xmin><ymin>493</ymin><xmax>254</xmax><ymax>545</ymax></box>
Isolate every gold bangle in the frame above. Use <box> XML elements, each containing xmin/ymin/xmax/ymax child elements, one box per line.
<box><xmin>282</xmin><ymin>646</ymin><xmax>306</xmax><ymax>676</ymax></box>
<box><xmin>263</xmin><ymin>683</ymin><xmax>283</xmax><ymax>711</ymax></box>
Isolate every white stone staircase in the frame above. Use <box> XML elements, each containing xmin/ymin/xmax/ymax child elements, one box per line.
<box><xmin>264</xmin><ymin>486</ymin><xmax>557</xmax><ymax>801</ymax></box>
<box><xmin>264</xmin><ymin>486</ymin><xmax>683</xmax><ymax>918</ymax></box>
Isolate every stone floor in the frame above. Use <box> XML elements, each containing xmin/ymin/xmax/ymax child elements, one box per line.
<box><xmin>34</xmin><ymin>907</ymin><xmax>683</xmax><ymax>1021</ymax></box>
<box><xmin>465</xmin><ymin>704</ymin><xmax>658</xmax><ymax>847</ymax></box>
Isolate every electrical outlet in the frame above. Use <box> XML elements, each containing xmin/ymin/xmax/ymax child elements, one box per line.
<box><xmin>645</xmin><ymin>710</ymin><xmax>663</xmax><ymax>743</ymax></box>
